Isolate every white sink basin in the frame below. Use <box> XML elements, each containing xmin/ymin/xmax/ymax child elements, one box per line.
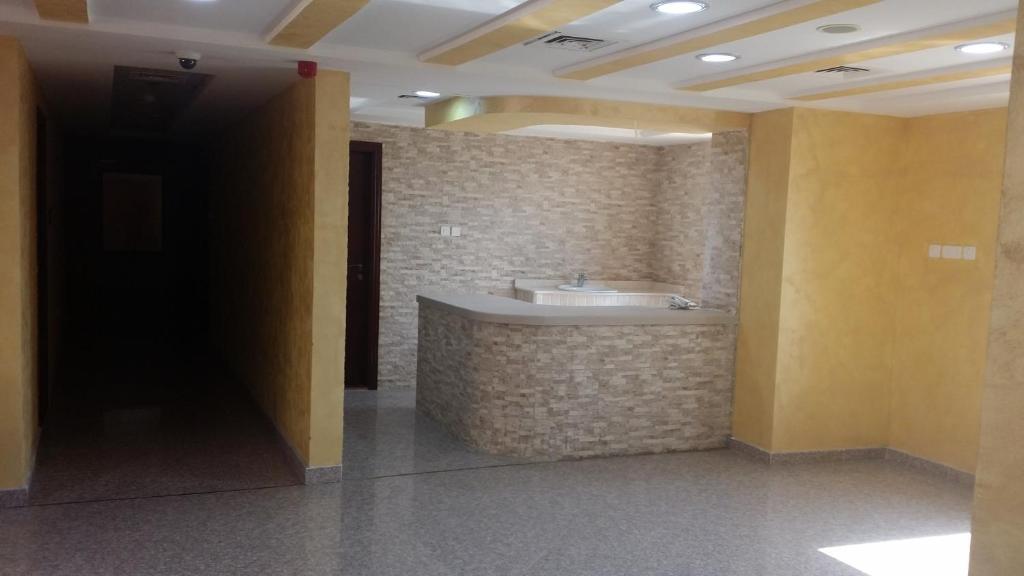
<box><xmin>557</xmin><ymin>284</ymin><xmax>619</xmax><ymax>293</ymax></box>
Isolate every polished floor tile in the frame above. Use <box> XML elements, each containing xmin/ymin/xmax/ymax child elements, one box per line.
<box><xmin>29</xmin><ymin>360</ymin><xmax>300</xmax><ymax>506</ymax></box>
<box><xmin>3</xmin><ymin>447</ymin><xmax>972</xmax><ymax>575</ymax></box>
<box><xmin>3</xmin><ymin>389</ymin><xmax>975</xmax><ymax>575</ymax></box>
<box><xmin>342</xmin><ymin>389</ymin><xmax>525</xmax><ymax>479</ymax></box>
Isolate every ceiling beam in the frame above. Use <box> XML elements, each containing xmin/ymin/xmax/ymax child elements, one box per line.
<box><xmin>420</xmin><ymin>0</ymin><xmax>622</xmax><ymax>66</ymax></box>
<box><xmin>425</xmin><ymin>95</ymin><xmax>750</xmax><ymax>135</ymax></box>
<box><xmin>33</xmin><ymin>0</ymin><xmax>88</xmax><ymax>24</ymax></box>
<box><xmin>790</xmin><ymin>63</ymin><xmax>1012</xmax><ymax>101</ymax></box>
<box><xmin>554</xmin><ymin>0</ymin><xmax>881</xmax><ymax>81</ymax></box>
<box><xmin>267</xmin><ymin>0</ymin><xmax>370</xmax><ymax>49</ymax></box>
<box><xmin>681</xmin><ymin>15</ymin><xmax>1017</xmax><ymax>92</ymax></box>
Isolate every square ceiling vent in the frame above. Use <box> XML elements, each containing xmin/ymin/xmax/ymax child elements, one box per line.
<box><xmin>815</xmin><ymin>65</ymin><xmax>871</xmax><ymax>74</ymax></box>
<box><xmin>525</xmin><ymin>31</ymin><xmax>617</xmax><ymax>52</ymax></box>
<box><xmin>815</xmin><ymin>65</ymin><xmax>873</xmax><ymax>80</ymax></box>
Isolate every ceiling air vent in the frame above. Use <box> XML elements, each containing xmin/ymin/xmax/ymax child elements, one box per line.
<box><xmin>111</xmin><ymin>66</ymin><xmax>211</xmax><ymax>135</ymax></box>
<box><xmin>817</xmin><ymin>24</ymin><xmax>861</xmax><ymax>35</ymax></box>
<box><xmin>525</xmin><ymin>31</ymin><xmax>616</xmax><ymax>52</ymax></box>
<box><xmin>815</xmin><ymin>65</ymin><xmax>870</xmax><ymax>74</ymax></box>
<box><xmin>124</xmin><ymin>68</ymin><xmax>191</xmax><ymax>85</ymax></box>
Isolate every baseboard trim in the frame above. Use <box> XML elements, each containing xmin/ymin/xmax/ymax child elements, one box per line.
<box><xmin>303</xmin><ymin>465</ymin><xmax>343</xmax><ymax>484</ymax></box>
<box><xmin>220</xmin><ymin>368</ymin><xmax>344</xmax><ymax>487</ymax></box>
<box><xmin>0</xmin><ymin>487</ymin><xmax>29</xmax><ymax>508</ymax></box>
<box><xmin>728</xmin><ymin>438</ymin><xmax>975</xmax><ymax>485</ymax></box>
<box><xmin>771</xmin><ymin>446</ymin><xmax>888</xmax><ymax>463</ymax></box>
<box><xmin>728</xmin><ymin>439</ymin><xmax>885</xmax><ymax>463</ymax></box>
<box><xmin>727</xmin><ymin>438</ymin><xmax>771</xmax><ymax>462</ymax></box>
<box><xmin>1</xmin><ymin>430</ymin><xmax>40</xmax><ymax>508</ymax></box>
<box><xmin>265</xmin><ymin>417</ymin><xmax>343</xmax><ymax>485</ymax></box>
<box><xmin>884</xmin><ymin>448</ymin><xmax>974</xmax><ymax>486</ymax></box>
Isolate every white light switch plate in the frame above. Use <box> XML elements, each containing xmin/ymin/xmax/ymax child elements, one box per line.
<box><xmin>942</xmin><ymin>245</ymin><xmax>963</xmax><ymax>260</ymax></box>
<box><xmin>928</xmin><ymin>244</ymin><xmax>942</xmax><ymax>259</ymax></box>
<box><xmin>963</xmin><ymin>246</ymin><xmax>977</xmax><ymax>261</ymax></box>
<box><xmin>440</xmin><ymin>226</ymin><xmax>451</xmax><ymax>237</ymax></box>
<box><xmin>451</xmin><ymin>226</ymin><xmax>462</xmax><ymax>237</ymax></box>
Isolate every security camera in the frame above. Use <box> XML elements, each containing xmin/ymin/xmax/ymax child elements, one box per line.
<box><xmin>176</xmin><ymin>51</ymin><xmax>201</xmax><ymax>71</ymax></box>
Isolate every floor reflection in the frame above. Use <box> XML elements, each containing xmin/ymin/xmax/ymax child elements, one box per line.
<box><xmin>342</xmin><ymin>389</ymin><xmax>525</xmax><ymax>479</ymax></box>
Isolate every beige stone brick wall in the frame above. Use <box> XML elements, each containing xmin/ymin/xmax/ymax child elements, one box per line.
<box><xmin>350</xmin><ymin>122</ymin><xmax>747</xmax><ymax>388</ymax></box>
<box><xmin>417</xmin><ymin>305</ymin><xmax>737</xmax><ymax>458</ymax></box>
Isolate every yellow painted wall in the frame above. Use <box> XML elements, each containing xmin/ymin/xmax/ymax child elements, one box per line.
<box><xmin>732</xmin><ymin>109</ymin><xmax>793</xmax><ymax>450</ymax></box>
<box><xmin>734</xmin><ymin>107</ymin><xmax>1006</xmax><ymax>465</ymax></box>
<box><xmin>0</xmin><ymin>37</ymin><xmax>39</xmax><ymax>491</ymax></box>
<box><xmin>890</xmin><ymin>109</ymin><xmax>1007</xmax><ymax>473</ymax></box>
<box><xmin>210</xmin><ymin>71</ymin><xmax>348</xmax><ymax>469</ymax></box>
<box><xmin>969</xmin><ymin>4</ymin><xmax>1024</xmax><ymax>572</ymax></box>
<box><xmin>772</xmin><ymin>108</ymin><xmax>904</xmax><ymax>452</ymax></box>
<box><xmin>309</xmin><ymin>71</ymin><xmax>348</xmax><ymax>468</ymax></box>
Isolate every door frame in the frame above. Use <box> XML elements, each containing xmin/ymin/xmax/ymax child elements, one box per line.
<box><xmin>350</xmin><ymin>141</ymin><xmax>382</xmax><ymax>390</ymax></box>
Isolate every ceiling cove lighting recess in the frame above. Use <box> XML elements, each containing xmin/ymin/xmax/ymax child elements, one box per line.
<box><xmin>955</xmin><ymin>42</ymin><xmax>1010</xmax><ymax>54</ymax></box>
<box><xmin>697</xmin><ymin>53</ymin><xmax>738</xmax><ymax>63</ymax></box>
<box><xmin>651</xmin><ymin>1</ymin><xmax>708</xmax><ymax>15</ymax></box>
<box><xmin>414</xmin><ymin>90</ymin><xmax>441</xmax><ymax>98</ymax></box>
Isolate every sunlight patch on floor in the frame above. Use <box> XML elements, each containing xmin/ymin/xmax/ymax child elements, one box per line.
<box><xmin>819</xmin><ymin>533</ymin><xmax>971</xmax><ymax>576</ymax></box>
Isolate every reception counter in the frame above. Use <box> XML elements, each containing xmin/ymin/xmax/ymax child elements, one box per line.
<box><xmin>416</xmin><ymin>293</ymin><xmax>737</xmax><ymax>459</ymax></box>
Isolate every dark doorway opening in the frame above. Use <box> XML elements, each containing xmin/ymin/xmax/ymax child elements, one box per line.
<box><xmin>36</xmin><ymin>108</ymin><xmax>49</xmax><ymax>426</ymax></box>
<box><xmin>28</xmin><ymin>134</ymin><xmax>302</xmax><ymax>506</ymax></box>
<box><xmin>58</xmin><ymin>137</ymin><xmax>210</xmax><ymax>411</ymax></box>
<box><xmin>345</xmin><ymin>141</ymin><xmax>382</xmax><ymax>390</ymax></box>
<box><xmin>24</xmin><ymin>62</ymin><xmax>307</xmax><ymax>507</ymax></box>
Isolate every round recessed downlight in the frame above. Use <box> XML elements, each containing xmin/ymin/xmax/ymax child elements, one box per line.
<box><xmin>414</xmin><ymin>90</ymin><xmax>441</xmax><ymax>98</ymax></box>
<box><xmin>817</xmin><ymin>24</ymin><xmax>861</xmax><ymax>34</ymax></box>
<box><xmin>697</xmin><ymin>53</ymin><xmax>738</xmax><ymax>63</ymax></box>
<box><xmin>955</xmin><ymin>42</ymin><xmax>1010</xmax><ymax>55</ymax></box>
<box><xmin>651</xmin><ymin>1</ymin><xmax>708</xmax><ymax>15</ymax></box>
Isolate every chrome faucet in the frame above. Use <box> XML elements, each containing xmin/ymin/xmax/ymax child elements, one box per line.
<box><xmin>574</xmin><ymin>272</ymin><xmax>587</xmax><ymax>287</ymax></box>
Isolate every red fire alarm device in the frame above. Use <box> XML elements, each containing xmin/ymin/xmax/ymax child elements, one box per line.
<box><xmin>298</xmin><ymin>61</ymin><xmax>318</xmax><ymax>79</ymax></box>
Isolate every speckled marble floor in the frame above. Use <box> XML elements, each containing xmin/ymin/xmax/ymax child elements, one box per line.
<box><xmin>1</xmin><ymin>390</ymin><xmax>974</xmax><ymax>576</ymax></box>
<box><xmin>342</xmin><ymin>389</ymin><xmax>526</xmax><ymax>479</ymax></box>
<box><xmin>28</xmin><ymin>356</ymin><xmax>301</xmax><ymax>506</ymax></box>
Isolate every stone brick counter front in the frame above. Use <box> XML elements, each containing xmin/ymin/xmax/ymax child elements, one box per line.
<box><xmin>416</xmin><ymin>295</ymin><xmax>737</xmax><ymax>459</ymax></box>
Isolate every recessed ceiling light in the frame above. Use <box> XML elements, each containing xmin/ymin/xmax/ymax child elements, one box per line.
<box><xmin>651</xmin><ymin>1</ymin><xmax>708</xmax><ymax>15</ymax></box>
<box><xmin>414</xmin><ymin>90</ymin><xmax>441</xmax><ymax>98</ymax></box>
<box><xmin>697</xmin><ymin>53</ymin><xmax>738</xmax><ymax>63</ymax></box>
<box><xmin>817</xmin><ymin>24</ymin><xmax>860</xmax><ymax>34</ymax></box>
<box><xmin>955</xmin><ymin>42</ymin><xmax>1010</xmax><ymax>55</ymax></box>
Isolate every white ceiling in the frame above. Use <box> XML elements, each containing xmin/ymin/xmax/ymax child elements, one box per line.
<box><xmin>322</xmin><ymin>0</ymin><xmax>527</xmax><ymax>53</ymax></box>
<box><xmin>88</xmin><ymin>0</ymin><xmax>295</xmax><ymax>34</ymax></box>
<box><xmin>0</xmin><ymin>0</ymin><xmax>1017</xmax><ymax>143</ymax></box>
<box><xmin>606</xmin><ymin>0</ymin><xmax>1015</xmax><ymax>85</ymax></box>
<box><xmin>504</xmin><ymin>125</ymin><xmax>713</xmax><ymax>146</ymax></box>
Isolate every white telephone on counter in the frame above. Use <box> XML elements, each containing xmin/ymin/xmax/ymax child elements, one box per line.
<box><xmin>669</xmin><ymin>295</ymin><xmax>700</xmax><ymax>310</ymax></box>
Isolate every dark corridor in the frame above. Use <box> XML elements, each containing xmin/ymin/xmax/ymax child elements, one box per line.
<box><xmin>29</xmin><ymin>133</ymin><xmax>300</xmax><ymax>505</ymax></box>
<box><xmin>55</xmin><ymin>137</ymin><xmax>211</xmax><ymax>414</ymax></box>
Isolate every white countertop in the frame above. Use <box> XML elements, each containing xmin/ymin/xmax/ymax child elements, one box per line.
<box><xmin>417</xmin><ymin>292</ymin><xmax>736</xmax><ymax>327</ymax></box>
<box><xmin>513</xmin><ymin>279</ymin><xmax>688</xmax><ymax>295</ymax></box>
